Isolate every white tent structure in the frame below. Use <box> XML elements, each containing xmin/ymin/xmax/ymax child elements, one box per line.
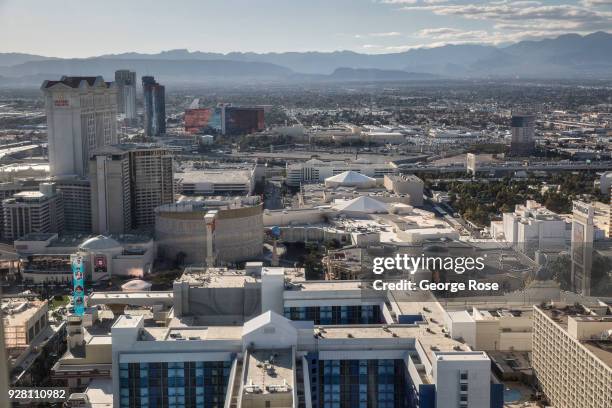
<box><xmin>324</xmin><ymin>170</ymin><xmax>377</xmax><ymax>188</ymax></box>
<box><xmin>121</xmin><ymin>279</ymin><xmax>152</xmax><ymax>292</ymax></box>
<box><xmin>333</xmin><ymin>196</ymin><xmax>389</xmax><ymax>214</ymax></box>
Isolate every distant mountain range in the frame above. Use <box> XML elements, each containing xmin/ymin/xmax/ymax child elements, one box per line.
<box><xmin>1</xmin><ymin>32</ymin><xmax>611</xmax><ymax>85</ymax></box>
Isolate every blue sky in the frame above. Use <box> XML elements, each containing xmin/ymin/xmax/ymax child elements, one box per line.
<box><xmin>1</xmin><ymin>0</ymin><xmax>611</xmax><ymax>57</ymax></box>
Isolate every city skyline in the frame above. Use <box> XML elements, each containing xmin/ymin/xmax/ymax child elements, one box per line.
<box><xmin>1</xmin><ymin>2</ymin><xmax>612</xmax><ymax>405</ymax></box>
<box><xmin>1</xmin><ymin>0</ymin><xmax>612</xmax><ymax>57</ymax></box>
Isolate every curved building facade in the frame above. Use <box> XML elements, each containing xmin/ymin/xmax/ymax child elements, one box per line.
<box><xmin>155</xmin><ymin>197</ymin><xmax>263</xmax><ymax>265</ymax></box>
<box><xmin>76</xmin><ymin>234</ymin><xmax>155</xmax><ymax>280</ymax></box>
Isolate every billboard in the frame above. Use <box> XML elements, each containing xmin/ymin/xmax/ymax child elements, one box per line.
<box><xmin>71</xmin><ymin>254</ymin><xmax>85</xmax><ymax>316</ymax></box>
<box><xmin>184</xmin><ymin>108</ymin><xmax>223</xmax><ymax>134</ymax></box>
<box><xmin>94</xmin><ymin>255</ymin><xmax>108</xmax><ymax>275</ymax></box>
<box><xmin>185</xmin><ymin>105</ymin><xmax>264</xmax><ymax>135</ymax></box>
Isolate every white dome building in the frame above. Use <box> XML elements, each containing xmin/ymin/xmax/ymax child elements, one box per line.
<box><xmin>79</xmin><ymin>235</ymin><xmax>123</xmax><ymax>253</ymax></box>
<box><xmin>77</xmin><ymin>235</ymin><xmax>154</xmax><ymax>280</ymax></box>
<box><xmin>324</xmin><ymin>171</ymin><xmax>377</xmax><ymax>189</ymax></box>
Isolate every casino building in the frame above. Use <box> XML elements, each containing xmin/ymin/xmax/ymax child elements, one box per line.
<box><xmin>62</xmin><ymin>264</ymin><xmax>503</xmax><ymax>408</ymax></box>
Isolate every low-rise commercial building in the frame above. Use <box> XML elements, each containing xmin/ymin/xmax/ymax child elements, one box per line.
<box><xmin>490</xmin><ymin>200</ymin><xmax>569</xmax><ymax>252</ymax></box>
<box><xmin>444</xmin><ymin>306</ymin><xmax>533</xmax><ymax>351</ymax></box>
<box><xmin>264</xmin><ymin>204</ymin><xmax>458</xmax><ymax>247</ymax></box>
<box><xmin>15</xmin><ymin>233</ymin><xmax>154</xmax><ymax>283</ymax></box>
<box><xmin>175</xmin><ymin>167</ymin><xmax>255</xmax><ymax>196</ymax></box>
<box><xmin>286</xmin><ymin>158</ymin><xmax>397</xmax><ymax>187</ymax></box>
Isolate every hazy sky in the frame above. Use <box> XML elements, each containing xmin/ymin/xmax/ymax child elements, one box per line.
<box><xmin>1</xmin><ymin>0</ymin><xmax>611</xmax><ymax>57</ymax></box>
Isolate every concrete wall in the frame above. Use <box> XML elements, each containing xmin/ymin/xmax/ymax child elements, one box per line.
<box><xmin>383</xmin><ymin>175</ymin><xmax>423</xmax><ymax>206</ymax></box>
<box><xmin>156</xmin><ymin>204</ymin><xmax>263</xmax><ymax>264</ymax></box>
<box><xmin>433</xmin><ymin>353</ymin><xmax>491</xmax><ymax>408</ymax></box>
<box><xmin>263</xmin><ymin>208</ymin><xmax>328</xmax><ymax>227</ymax></box>
<box><xmin>498</xmin><ymin>332</ymin><xmax>532</xmax><ymax>351</ymax></box>
<box><xmin>187</xmin><ymin>285</ymin><xmax>261</xmax><ymax>325</ymax></box>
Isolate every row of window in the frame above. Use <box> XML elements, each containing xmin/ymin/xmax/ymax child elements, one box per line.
<box><xmin>119</xmin><ymin>361</ymin><xmax>230</xmax><ymax>408</ymax></box>
<box><xmin>315</xmin><ymin>359</ymin><xmax>409</xmax><ymax>408</ymax></box>
<box><xmin>284</xmin><ymin>305</ymin><xmax>382</xmax><ymax>325</ymax></box>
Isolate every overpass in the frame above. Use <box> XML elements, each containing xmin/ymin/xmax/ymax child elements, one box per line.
<box><xmin>396</xmin><ymin>160</ymin><xmax>612</xmax><ymax>174</ymax></box>
<box><xmin>0</xmin><ymin>143</ymin><xmax>44</xmax><ymax>160</ymax></box>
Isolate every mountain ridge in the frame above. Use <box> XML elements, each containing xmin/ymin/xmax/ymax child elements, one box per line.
<box><xmin>1</xmin><ymin>32</ymin><xmax>611</xmax><ymax>83</ymax></box>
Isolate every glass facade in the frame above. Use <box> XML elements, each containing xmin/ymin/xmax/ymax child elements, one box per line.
<box><xmin>225</xmin><ymin>107</ymin><xmax>265</xmax><ymax>135</ymax></box>
<box><xmin>316</xmin><ymin>359</ymin><xmax>408</xmax><ymax>408</ymax></box>
<box><xmin>119</xmin><ymin>361</ymin><xmax>230</xmax><ymax>408</ymax></box>
<box><xmin>284</xmin><ymin>305</ymin><xmax>382</xmax><ymax>325</ymax></box>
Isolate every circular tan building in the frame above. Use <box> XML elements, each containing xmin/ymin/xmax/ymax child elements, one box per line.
<box><xmin>155</xmin><ymin>196</ymin><xmax>263</xmax><ymax>265</ymax></box>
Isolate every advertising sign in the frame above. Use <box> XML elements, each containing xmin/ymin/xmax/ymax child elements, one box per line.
<box><xmin>94</xmin><ymin>255</ymin><xmax>107</xmax><ymax>274</ymax></box>
<box><xmin>71</xmin><ymin>254</ymin><xmax>85</xmax><ymax>316</ymax></box>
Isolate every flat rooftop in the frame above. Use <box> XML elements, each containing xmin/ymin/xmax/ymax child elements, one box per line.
<box><xmin>88</xmin><ymin>335</ymin><xmax>112</xmax><ymax>345</ymax></box>
<box><xmin>17</xmin><ymin>232</ymin><xmax>153</xmax><ymax>248</ymax></box>
<box><xmin>0</xmin><ymin>163</ymin><xmax>49</xmax><ymax>172</ymax></box>
<box><xmin>286</xmin><ymin>280</ymin><xmax>365</xmax><ymax>292</ymax></box>
<box><xmin>112</xmin><ymin>314</ymin><xmax>144</xmax><ymax>329</ymax></box>
<box><xmin>82</xmin><ymin>378</ymin><xmax>113</xmax><ymax>407</ymax></box>
<box><xmin>583</xmin><ymin>341</ymin><xmax>612</xmax><ymax>368</ymax></box>
<box><xmin>139</xmin><ymin>326</ymin><xmax>243</xmax><ymax>342</ymax></box>
<box><xmin>176</xmin><ymin>169</ymin><xmax>252</xmax><ymax>184</ymax></box>
<box><xmin>318</xmin><ymin>323</ymin><xmax>469</xmax><ymax>366</ymax></box>
<box><xmin>15</xmin><ymin>232</ymin><xmax>57</xmax><ymax>242</ymax></box>
<box><xmin>158</xmin><ymin>196</ymin><xmax>261</xmax><ymax>212</ymax></box>
<box><xmin>244</xmin><ymin>349</ymin><xmax>293</xmax><ymax>395</ymax></box>
<box><xmin>93</xmin><ymin>143</ymin><xmax>168</xmax><ymax>155</ymax></box>
<box><xmin>435</xmin><ymin>351</ymin><xmax>489</xmax><ymax>361</ymax></box>
<box><xmin>178</xmin><ymin>267</ymin><xmax>258</xmax><ymax>287</ymax></box>
<box><xmin>90</xmin><ymin>291</ymin><xmax>172</xmax><ymax>300</ymax></box>
<box><xmin>538</xmin><ymin>303</ymin><xmax>599</xmax><ymax>330</ymax></box>
<box><xmin>1</xmin><ymin>299</ymin><xmax>46</xmax><ymax>326</ymax></box>
<box><xmin>12</xmin><ymin>191</ymin><xmax>46</xmax><ymax>199</ymax></box>
<box><xmin>385</xmin><ymin>174</ymin><xmax>424</xmax><ymax>183</ymax></box>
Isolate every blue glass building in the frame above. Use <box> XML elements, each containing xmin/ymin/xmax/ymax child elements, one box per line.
<box><xmin>284</xmin><ymin>305</ymin><xmax>383</xmax><ymax>325</ymax></box>
<box><xmin>119</xmin><ymin>361</ymin><xmax>230</xmax><ymax>408</ymax></box>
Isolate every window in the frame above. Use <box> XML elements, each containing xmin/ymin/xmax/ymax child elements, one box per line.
<box><xmin>319</xmin><ymin>359</ymin><xmax>408</xmax><ymax>408</ymax></box>
<box><xmin>119</xmin><ymin>360</ymin><xmax>230</xmax><ymax>408</ymax></box>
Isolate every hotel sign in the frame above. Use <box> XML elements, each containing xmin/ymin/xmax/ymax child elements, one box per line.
<box><xmin>54</xmin><ymin>94</ymin><xmax>69</xmax><ymax>107</ymax></box>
